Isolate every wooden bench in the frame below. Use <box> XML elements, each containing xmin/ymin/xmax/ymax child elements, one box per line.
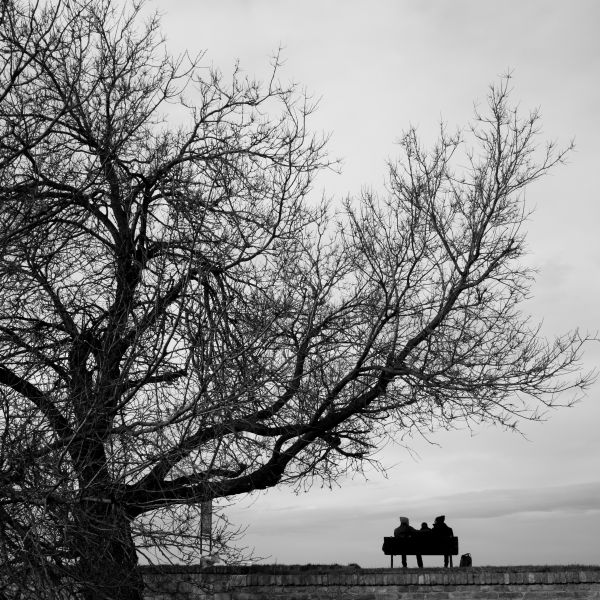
<box><xmin>382</xmin><ymin>536</ymin><xmax>459</xmax><ymax>568</ymax></box>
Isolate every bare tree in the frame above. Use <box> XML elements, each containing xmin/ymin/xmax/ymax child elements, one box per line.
<box><xmin>0</xmin><ymin>0</ymin><xmax>593</xmax><ymax>598</ymax></box>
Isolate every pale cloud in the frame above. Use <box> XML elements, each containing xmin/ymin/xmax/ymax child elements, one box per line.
<box><xmin>232</xmin><ymin>480</ymin><xmax>600</xmax><ymax>533</ymax></box>
<box><xmin>387</xmin><ymin>481</ymin><xmax>600</xmax><ymax>520</ymax></box>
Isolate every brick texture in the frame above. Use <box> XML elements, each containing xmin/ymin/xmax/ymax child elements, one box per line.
<box><xmin>142</xmin><ymin>566</ymin><xmax>600</xmax><ymax>600</ymax></box>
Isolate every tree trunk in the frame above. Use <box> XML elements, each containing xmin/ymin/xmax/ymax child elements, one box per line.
<box><xmin>72</xmin><ymin>503</ymin><xmax>144</xmax><ymax>600</ymax></box>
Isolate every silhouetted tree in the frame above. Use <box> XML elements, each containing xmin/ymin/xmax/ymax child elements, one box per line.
<box><xmin>0</xmin><ymin>0</ymin><xmax>592</xmax><ymax>598</ymax></box>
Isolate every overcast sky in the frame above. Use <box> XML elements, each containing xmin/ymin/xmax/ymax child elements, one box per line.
<box><xmin>152</xmin><ymin>0</ymin><xmax>600</xmax><ymax>567</ymax></box>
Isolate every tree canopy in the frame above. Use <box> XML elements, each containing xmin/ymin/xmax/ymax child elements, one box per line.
<box><xmin>0</xmin><ymin>1</ymin><xmax>592</xmax><ymax>598</ymax></box>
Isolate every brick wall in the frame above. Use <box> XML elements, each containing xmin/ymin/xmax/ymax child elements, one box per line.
<box><xmin>142</xmin><ymin>565</ymin><xmax>600</xmax><ymax>600</ymax></box>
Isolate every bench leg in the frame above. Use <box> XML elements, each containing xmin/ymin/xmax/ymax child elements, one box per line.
<box><xmin>391</xmin><ymin>555</ymin><xmax>394</xmax><ymax>568</ymax></box>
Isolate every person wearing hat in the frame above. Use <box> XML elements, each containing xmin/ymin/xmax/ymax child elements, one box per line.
<box><xmin>393</xmin><ymin>517</ymin><xmax>422</xmax><ymax>568</ymax></box>
<box><xmin>432</xmin><ymin>515</ymin><xmax>454</xmax><ymax>567</ymax></box>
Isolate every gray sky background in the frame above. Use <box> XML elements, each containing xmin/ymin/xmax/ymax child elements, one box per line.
<box><xmin>151</xmin><ymin>0</ymin><xmax>600</xmax><ymax>566</ymax></box>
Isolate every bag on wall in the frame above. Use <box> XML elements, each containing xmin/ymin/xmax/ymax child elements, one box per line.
<box><xmin>459</xmin><ymin>553</ymin><xmax>472</xmax><ymax>567</ymax></box>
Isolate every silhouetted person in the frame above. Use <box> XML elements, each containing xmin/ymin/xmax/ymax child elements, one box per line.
<box><xmin>432</xmin><ymin>515</ymin><xmax>454</xmax><ymax>567</ymax></box>
<box><xmin>420</xmin><ymin>522</ymin><xmax>431</xmax><ymax>532</ymax></box>
<box><xmin>394</xmin><ymin>516</ymin><xmax>422</xmax><ymax>568</ymax></box>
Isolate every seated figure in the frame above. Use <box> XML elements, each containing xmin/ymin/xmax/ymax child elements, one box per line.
<box><xmin>393</xmin><ymin>516</ymin><xmax>422</xmax><ymax>568</ymax></box>
<box><xmin>432</xmin><ymin>515</ymin><xmax>454</xmax><ymax>567</ymax></box>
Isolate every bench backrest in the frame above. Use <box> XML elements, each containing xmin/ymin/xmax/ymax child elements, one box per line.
<box><xmin>382</xmin><ymin>535</ymin><xmax>459</xmax><ymax>556</ymax></box>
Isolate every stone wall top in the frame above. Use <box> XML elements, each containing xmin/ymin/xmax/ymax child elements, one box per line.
<box><xmin>141</xmin><ymin>564</ymin><xmax>600</xmax><ymax>586</ymax></box>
